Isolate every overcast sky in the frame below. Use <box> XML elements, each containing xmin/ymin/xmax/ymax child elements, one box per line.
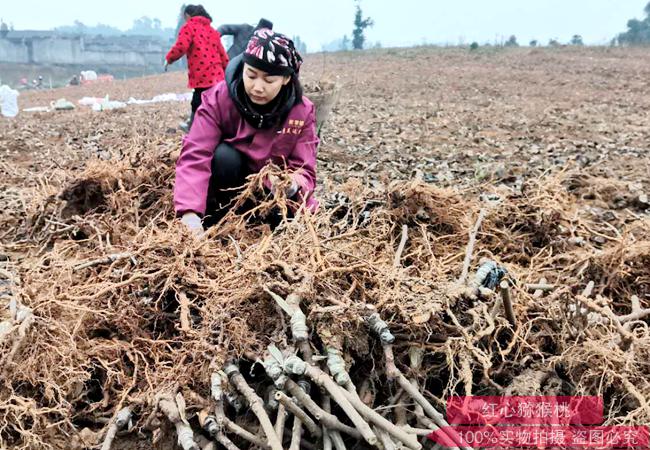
<box><xmin>1</xmin><ymin>0</ymin><xmax>647</xmax><ymax>49</ymax></box>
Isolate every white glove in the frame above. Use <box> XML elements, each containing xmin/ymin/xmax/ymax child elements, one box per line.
<box><xmin>181</xmin><ymin>212</ymin><xmax>203</xmax><ymax>236</ymax></box>
<box><xmin>269</xmin><ymin>175</ymin><xmax>299</xmax><ymax>198</ymax></box>
<box><xmin>285</xmin><ymin>180</ymin><xmax>299</xmax><ymax>198</ymax></box>
<box><xmin>164</xmin><ymin>61</ymin><xmax>170</xmax><ymax>72</ymax></box>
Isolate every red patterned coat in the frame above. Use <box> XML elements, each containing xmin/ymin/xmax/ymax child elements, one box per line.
<box><xmin>166</xmin><ymin>16</ymin><xmax>229</xmax><ymax>89</ymax></box>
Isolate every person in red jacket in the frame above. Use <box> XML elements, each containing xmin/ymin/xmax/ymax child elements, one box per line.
<box><xmin>165</xmin><ymin>5</ymin><xmax>229</xmax><ymax>130</ymax></box>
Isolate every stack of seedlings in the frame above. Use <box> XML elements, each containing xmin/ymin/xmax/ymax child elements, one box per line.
<box><xmin>1</xmin><ymin>139</ymin><xmax>649</xmax><ymax>449</ymax></box>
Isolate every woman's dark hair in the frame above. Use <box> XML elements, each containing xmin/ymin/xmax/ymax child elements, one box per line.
<box><xmin>291</xmin><ymin>74</ymin><xmax>303</xmax><ymax>105</ymax></box>
<box><xmin>184</xmin><ymin>4</ymin><xmax>212</xmax><ymax>21</ymax></box>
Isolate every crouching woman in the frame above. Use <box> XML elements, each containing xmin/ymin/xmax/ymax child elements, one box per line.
<box><xmin>174</xmin><ymin>29</ymin><xmax>319</xmax><ymax>234</ymax></box>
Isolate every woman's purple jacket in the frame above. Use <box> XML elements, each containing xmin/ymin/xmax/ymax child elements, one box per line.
<box><xmin>174</xmin><ymin>81</ymin><xmax>319</xmax><ymax>216</ymax></box>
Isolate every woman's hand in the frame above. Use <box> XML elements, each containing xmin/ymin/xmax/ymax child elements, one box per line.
<box><xmin>181</xmin><ymin>212</ymin><xmax>204</xmax><ymax>236</ymax></box>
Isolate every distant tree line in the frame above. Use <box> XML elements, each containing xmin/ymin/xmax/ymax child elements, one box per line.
<box><xmin>615</xmin><ymin>1</ymin><xmax>650</xmax><ymax>45</ymax></box>
<box><xmin>293</xmin><ymin>36</ymin><xmax>308</xmax><ymax>55</ymax></box>
<box><xmin>32</xmin><ymin>6</ymin><xmax>313</xmax><ymax>53</ymax></box>
<box><xmin>54</xmin><ymin>17</ymin><xmax>175</xmax><ymax>41</ymax></box>
<box><xmin>327</xmin><ymin>0</ymin><xmax>650</xmax><ymax>52</ymax></box>
<box><xmin>468</xmin><ymin>34</ymin><xmax>584</xmax><ymax>50</ymax></box>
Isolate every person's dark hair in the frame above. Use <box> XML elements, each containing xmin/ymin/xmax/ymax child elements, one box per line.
<box><xmin>291</xmin><ymin>74</ymin><xmax>303</xmax><ymax>105</ymax></box>
<box><xmin>256</xmin><ymin>18</ymin><xmax>273</xmax><ymax>30</ymax></box>
<box><xmin>184</xmin><ymin>4</ymin><xmax>212</xmax><ymax>21</ymax></box>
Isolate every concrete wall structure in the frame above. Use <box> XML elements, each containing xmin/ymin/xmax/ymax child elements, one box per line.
<box><xmin>0</xmin><ymin>32</ymin><xmax>167</xmax><ymax>67</ymax></box>
<box><xmin>0</xmin><ymin>39</ymin><xmax>30</xmax><ymax>63</ymax></box>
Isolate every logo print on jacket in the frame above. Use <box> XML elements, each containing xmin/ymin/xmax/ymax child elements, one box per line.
<box><xmin>281</xmin><ymin>119</ymin><xmax>305</xmax><ymax>135</ymax></box>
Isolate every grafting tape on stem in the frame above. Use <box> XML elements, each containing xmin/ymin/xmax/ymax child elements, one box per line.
<box><xmin>114</xmin><ymin>406</ymin><xmax>132</xmax><ymax>429</ymax></box>
<box><xmin>265</xmin><ymin>288</ymin><xmax>309</xmax><ymax>342</ymax></box>
<box><xmin>157</xmin><ymin>394</ymin><xmax>200</xmax><ymax>450</ymax></box>
<box><xmin>283</xmin><ymin>355</ymin><xmax>307</xmax><ymax>376</ymax></box>
<box><xmin>290</xmin><ymin>309</ymin><xmax>309</xmax><ymax>342</ymax></box>
<box><xmin>73</xmin><ymin>252</ymin><xmax>134</xmax><ymax>271</ymax></box>
<box><xmin>366</xmin><ymin>313</ymin><xmax>395</xmax><ymax>345</ymax></box>
<box><xmin>200</xmin><ymin>412</ymin><xmax>241</xmax><ymax>450</ymax></box>
<box><xmin>176</xmin><ymin>427</ymin><xmax>196</xmax><ymax>450</ymax></box>
<box><xmin>210</xmin><ymin>372</ymin><xmax>223</xmax><ymax>401</ymax></box>
<box><xmin>264</xmin><ymin>351</ymin><xmax>289</xmax><ymax>389</ymax></box>
<box><xmin>297</xmin><ymin>379</ymin><xmax>311</xmax><ymax>395</ymax></box>
<box><xmin>202</xmin><ymin>415</ymin><xmax>219</xmax><ymax>436</ymax></box>
<box><xmin>473</xmin><ymin>259</ymin><xmax>508</xmax><ymax>290</ymax></box>
<box><xmin>408</xmin><ymin>347</ymin><xmax>424</xmax><ymax>371</ymax></box>
<box><xmin>1</xmin><ymin>297</ymin><xmax>35</xmax><ymax>378</ymax></box>
<box><xmin>287</xmin><ymin>294</ymin><xmax>314</xmax><ymax>361</ymax></box>
<box><xmin>225</xmin><ymin>392</ymin><xmax>246</xmax><ymax>413</ymax></box>
<box><xmin>326</xmin><ymin>347</ymin><xmax>351</xmax><ymax>386</ymax></box>
<box><xmin>8</xmin><ymin>297</ymin><xmax>33</xmax><ymax>323</ymax></box>
<box><xmin>224</xmin><ymin>363</ymin><xmax>239</xmax><ymax>377</ymax></box>
<box><xmin>100</xmin><ymin>407</ymin><xmax>132</xmax><ymax>450</ymax></box>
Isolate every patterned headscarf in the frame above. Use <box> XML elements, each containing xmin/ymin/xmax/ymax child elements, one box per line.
<box><xmin>243</xmin><ymin>28</ymin><xmax>303</xmax><ymax>76</ymax></box>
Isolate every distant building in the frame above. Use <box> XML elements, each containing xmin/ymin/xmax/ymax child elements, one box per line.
<box><xmin>0</xmin><ymin>29</ymin><xmax>167</xmax><ymax>66</ymax></box>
